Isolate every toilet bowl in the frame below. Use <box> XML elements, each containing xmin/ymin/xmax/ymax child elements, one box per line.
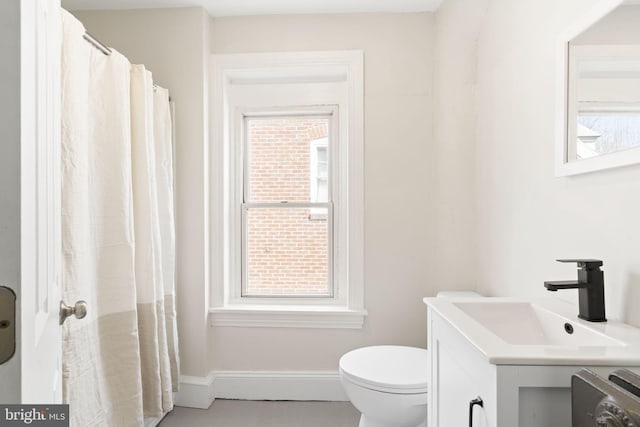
<box><xmin>340</xmin><ymin>345</ymin><xmax>428</xmax><ymax>427</ymax></box>
<box><xmin>340</xmin><ymin>291</ymin><xmax>482</xmax><ymax>427</ymax></box>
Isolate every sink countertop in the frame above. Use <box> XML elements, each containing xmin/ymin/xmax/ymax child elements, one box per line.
<box><xmin>424</xmin><ymin>296</ymin><xmax>640</xmax><ymax>366</ymax></box>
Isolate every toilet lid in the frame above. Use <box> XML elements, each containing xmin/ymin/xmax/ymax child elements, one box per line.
<box><xmin>339</xmin><ymin>345</ymin><xmax>428</xmax><ymax>394</ymax></box>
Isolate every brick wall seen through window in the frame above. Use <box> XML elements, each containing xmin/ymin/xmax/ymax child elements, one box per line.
<box><xmin>245</xmin><ymin>117</ymin><xmax>331</xmax><ymax>296</ymax></box>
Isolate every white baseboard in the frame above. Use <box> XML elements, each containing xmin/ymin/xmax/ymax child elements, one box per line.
<box><xmin>174</xmin><ymin>372</ymin><xmax>216</xmax><ymax>409</ymax></box>
<box><xmin>214</xmin><ymin>371</ymin><xmax>348</xmax><ymax>401</ymax></box>
<box><xmin>175</xmin><ymin>371</ymin><xmax>347</xmax><ymax>408</ymax></box>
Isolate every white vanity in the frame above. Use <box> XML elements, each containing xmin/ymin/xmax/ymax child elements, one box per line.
<box><xmin>424</xmin><ymin>297</ymin><xmax>640</xmax><ymax>427</ymax></box>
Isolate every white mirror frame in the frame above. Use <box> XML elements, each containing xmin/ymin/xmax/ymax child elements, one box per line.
<box><xmin>555</xmin><ymin>0</ymin><xmax>640</xmax><ymax>176</ymax></box>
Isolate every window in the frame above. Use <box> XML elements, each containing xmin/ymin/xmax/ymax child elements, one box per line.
<box><xmin>210</xmin><ymin>51</ymin><xmax>365</xmax><ymax>328</ymax></box>
<box><xmin>243</xmin><ymin>116</ymin><xmax>333</xmax><ymax>297</ymax></box>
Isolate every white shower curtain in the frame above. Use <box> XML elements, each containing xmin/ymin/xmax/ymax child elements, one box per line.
<box><xmin>61</xmin><ymin>10</ymin><xmax>179</xmax><ymax>427</ymax></box>
<box><xmin>153</xmin><ymin>87</ymin><xmax>180</xmax><ymax>394</ymax></box>
<box><xmin>130</xmin><ymin>65</ymin><xmax>174</xmax><ymax>418</ymax></box>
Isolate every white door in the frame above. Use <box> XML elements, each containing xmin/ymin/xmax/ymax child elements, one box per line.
<box><xmin>19</xmin><ymin>0</ymin><xmax>63</xmax><ymax>403</ymax></box>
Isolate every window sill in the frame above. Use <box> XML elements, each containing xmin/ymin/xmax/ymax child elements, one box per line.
<box><xmin>208</xmin><ymin>305</ymin><xmax>367</xmax><ymax>329</ymax></box>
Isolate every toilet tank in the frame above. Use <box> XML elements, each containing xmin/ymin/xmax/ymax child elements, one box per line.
<box><xmin>436</xmin><ymin>291</ymin><xmax>483</xmax><ymax>299</ymax></box>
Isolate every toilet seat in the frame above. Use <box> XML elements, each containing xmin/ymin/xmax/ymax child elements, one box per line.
<box><xmin>339</xmin><ymin>345</ymin><xmax>428</xmax><ymax>395</ymax></box>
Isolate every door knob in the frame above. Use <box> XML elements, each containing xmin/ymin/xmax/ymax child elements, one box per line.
<box><xmin>59</xmin><ymin>300</ymin><xmax>88</xmax><ymax>325</ymax></box>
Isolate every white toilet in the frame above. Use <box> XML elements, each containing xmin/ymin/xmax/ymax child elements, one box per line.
<box><xmin>340</xmin><ymin>345</ymin><xmax>428</xmax><ymax>427</ymax></box>
<box><xmin>339</xmin><ymin>291</ymin><xmax>482</xmax><ymax>427</ymax></box>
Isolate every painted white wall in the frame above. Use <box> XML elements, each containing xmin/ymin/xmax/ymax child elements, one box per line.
<box><xmin>431</xmin><ymin>0</ymin><xmax>486</xmax><ymax>294</ymax></box>
<box><xmin>573</xmin><ymin>5</ymin><xmax>640</xmax><ymax>45</ymax></box>
<box><xmin>72</xmin><ymin>8</ymin><xmax>211</xmax><ymax>377</ymax></box>
<box><xmin>208</xmin><ymin>13</ymin><xmax>435</xmax><ymax>371</ymax></box>
<box><xmin>435</xmin><ymin>0</ymin><xmax>640</xmax><ymax>327</ymax></box>
<box><xmin>0</xmin><ymin>0</ymin><xmax>21</xmax><ymax>404</ymax></box>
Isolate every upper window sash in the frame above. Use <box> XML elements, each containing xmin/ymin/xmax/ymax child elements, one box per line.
<box><xmin>242</xmin><ymin>112</ymin><xmax>334</xmax><ymax>205</ymax></box>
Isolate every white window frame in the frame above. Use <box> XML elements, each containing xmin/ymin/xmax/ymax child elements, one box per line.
<box><xmin>209</xmin><ymin>51</ymin><xmax>365</xmax><ymax>328</ymax></box>
<box><xmin>241</xmin><ymin>112</ymin><xmax>334</xmax><ymax>298</ymax></box>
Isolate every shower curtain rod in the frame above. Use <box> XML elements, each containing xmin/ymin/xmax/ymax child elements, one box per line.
<box><xmin>83</xmin><ymin>32</ymin><xmax>112</xmax><ymax>56</ymax></box>
<box><xmin>82</xmin><ymin>32</ymin><xmax>172</xmax><ymax>101</ymax></box>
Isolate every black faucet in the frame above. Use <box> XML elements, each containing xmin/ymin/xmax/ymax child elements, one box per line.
<box><xmin>544</xmin><ymin>259</ymin><xmax>606</xmax><ymax>322</ymax></box>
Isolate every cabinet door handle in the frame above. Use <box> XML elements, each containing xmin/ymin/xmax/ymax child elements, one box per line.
<box><xmin>469</xmin><ymin>396</ymin><xmax>484</xmax><ymax>427</ymax></box>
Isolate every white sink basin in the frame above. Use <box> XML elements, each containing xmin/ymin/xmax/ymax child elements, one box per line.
<box><xmin>424</xmin><ymin>297</ymin><xmax>640</xmax><ymax>365</ymax></box>
<box><xmin>453</xmin><ymin>301</ymin><xmax>623</xmax><ymax>347</ymax></box>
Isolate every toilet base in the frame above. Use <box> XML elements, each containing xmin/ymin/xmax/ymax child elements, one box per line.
<box><xmin>359</xmin><ymin>414</ymin><xmax>427</xmax><ymax>427</ymax></box>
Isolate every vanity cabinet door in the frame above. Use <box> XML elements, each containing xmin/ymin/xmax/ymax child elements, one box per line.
<box><xmin>428</xmin><ymin>311</ymin><xmax>496</xmax><ymax>427</ymax></box>
<box><xmin>437</xmin><ymin>341</ymin><xmax>491</xmax><ymax>427</ymax></box>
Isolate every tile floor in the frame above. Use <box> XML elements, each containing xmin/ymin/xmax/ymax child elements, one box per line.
<box><xmin>158</xmin><ymin>400</ymin><xmax>360</xmax><ymax>427</ymax></box>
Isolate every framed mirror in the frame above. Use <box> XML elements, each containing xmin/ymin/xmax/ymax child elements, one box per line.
<box><xmin>556</xmin><ymin>0</ymin><xmax>640</xmax><ymax>176</ymax></box>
